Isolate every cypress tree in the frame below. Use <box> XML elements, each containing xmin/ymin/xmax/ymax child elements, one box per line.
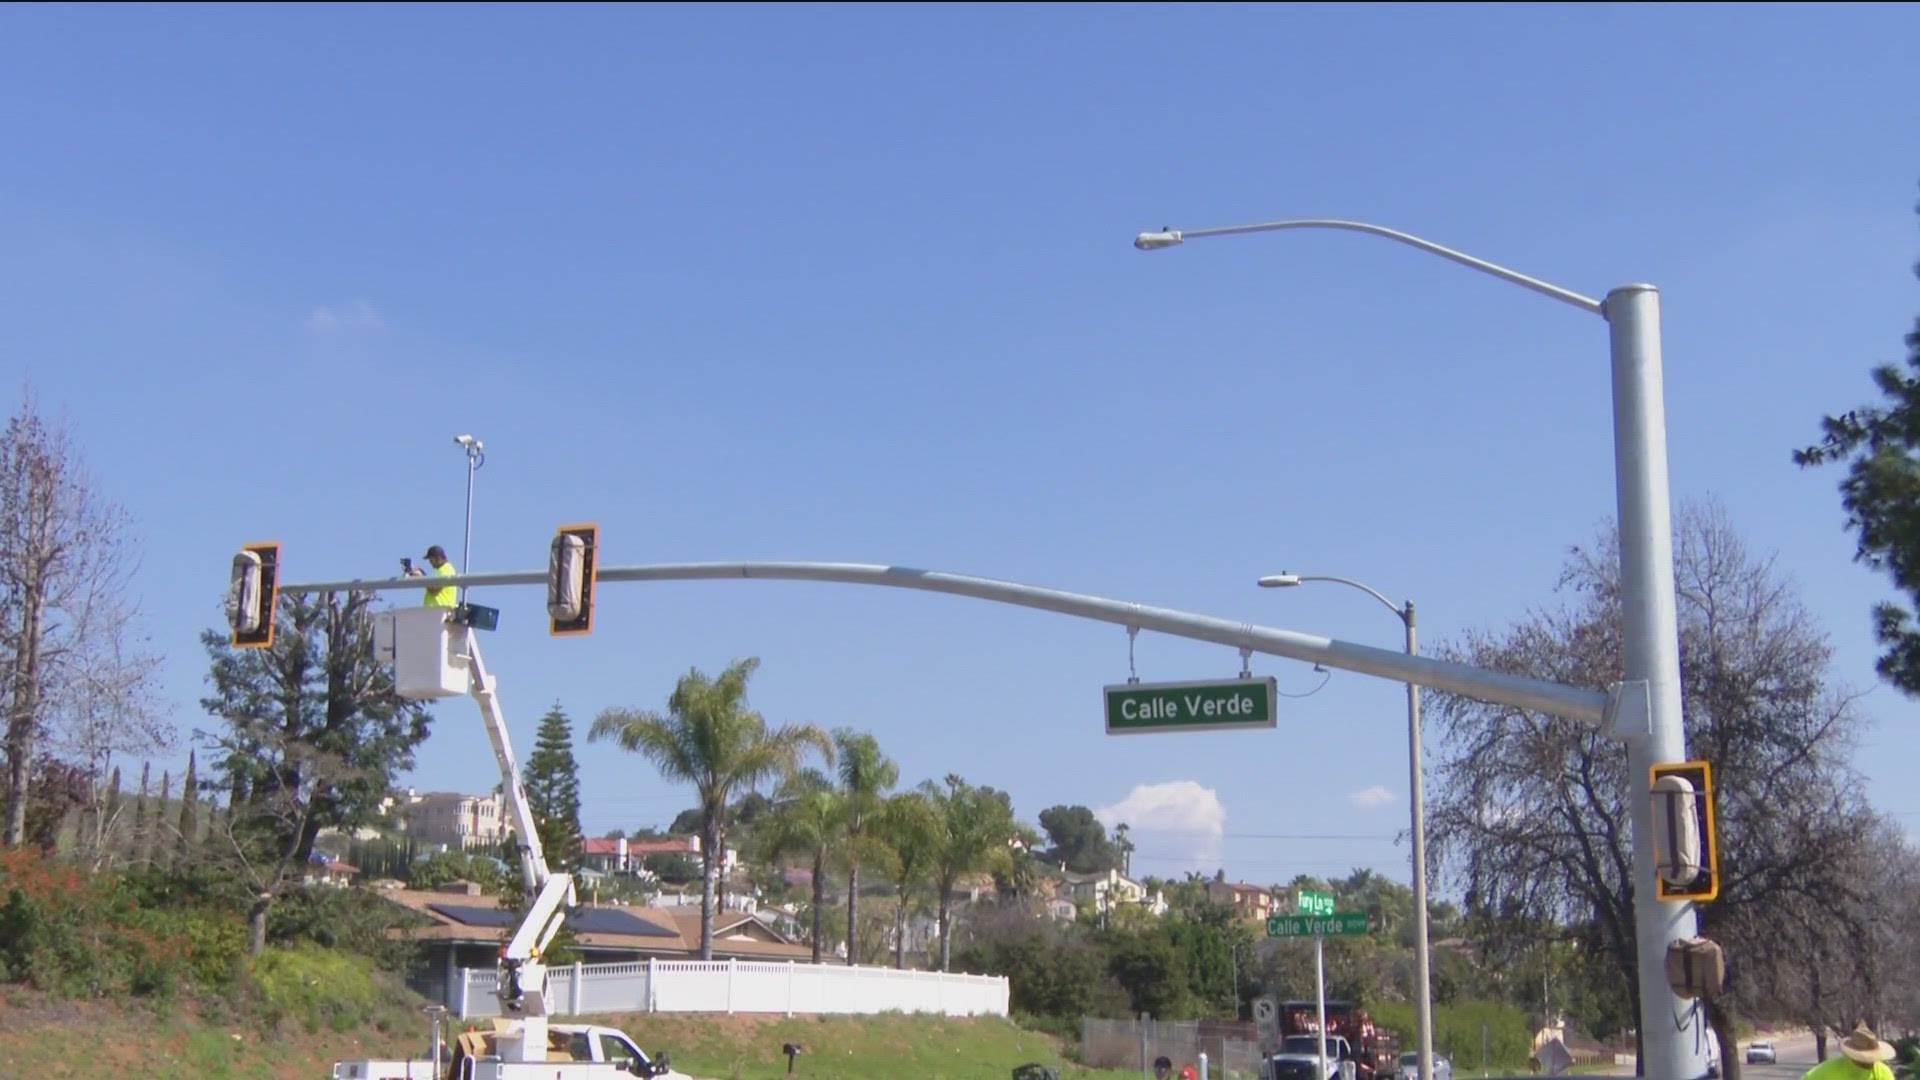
<box><xmin>176</xmin><ymin>751</ymin><xmax>200</xmax><ymax>862</ymax></box>
<box><xmin>153</xmin><ymin>770</ymin><xmax>171</xmax><ymax>867</ymax></box>
<box><xmin>103</xmin><ymin>766</ymin><xmax>123</xmax><ymax>854</ymax></box>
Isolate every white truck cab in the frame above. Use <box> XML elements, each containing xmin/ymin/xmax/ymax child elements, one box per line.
<box><xmin>456</xmin><ymin>1022</ymin><xmax>690</xmax><ymax>1080</ymax></box>
<box><xmin>1270</xmin><ymin>1034</ymin><xmax>1354</xmax><ymax>1080</ymax></box>
<box><xmin>332</xmin><ymin>1022</ymin><xmax>689</xmax><ymax>1080</ymax></box>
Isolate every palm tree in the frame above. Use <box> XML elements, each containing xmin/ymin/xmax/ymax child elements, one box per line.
<box><xmin>924</xmin><ymin>773</ymin><xmax>1018</xmax><ymax>972</ymax></box>
<box><xmin>833</xmin><ymin>729</ymin><xmax>898</xmax><ymax>966</ymax></box>
<box><xmin>756</xmin><ymin>768</ymin><xmax>841</xmax><ymax>963</ymax></box>
<box><xmin>589</xmin><ymin>657</ymin><xmax>831</xmax><ymax>960</ymax></box>
<box><xmin>876</xmin><ymin>790</ymin><xmax>944</xmax><ymax>969</ymax></box>
<box><xmin>992</xmin><ymin>821</ymin><xmax>1045</xmax><ymax>900</ymax></box>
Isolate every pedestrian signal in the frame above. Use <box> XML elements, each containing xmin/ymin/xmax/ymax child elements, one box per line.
<box><xmin>548</xmin><ymin>524</ymin><xmax>598</xmax><ymax>636</ymax></box>
<box><xmin>228</xmin><ymin>542</ymin><xmax>281</xmax><ymax>649</ymax></box>
<box><xmin>1650</xmin><ymin>760</ymin><xmax>1719</xmax><ymax>901</ymax></box>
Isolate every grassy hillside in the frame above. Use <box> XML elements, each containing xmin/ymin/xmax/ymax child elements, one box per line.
<box><xmin>0</xmin><ymin>991</ymin><xmax>1138</xmax><ymax>1080</ymax></box>
<box><xmin>580</xmin><ymin>1011</ymin><xmax>1137</xmax><ymax>1079</ymax></box>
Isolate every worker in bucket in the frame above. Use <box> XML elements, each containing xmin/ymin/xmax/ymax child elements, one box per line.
<box><xmin>420</xmin><ymin>545</ymin><xmax>458</xmax><ymax>608</ymax></box>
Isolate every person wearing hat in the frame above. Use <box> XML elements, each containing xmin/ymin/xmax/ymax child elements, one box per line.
<box><xmin>421</xmin><ymin>545</ymin><xmax>458</xmax><ymax>609</ymax></box>
<box><xmin>1803</xmin><ymin>1024</ymin><xmax>1898</xmax><ymax>1080</ymax></box>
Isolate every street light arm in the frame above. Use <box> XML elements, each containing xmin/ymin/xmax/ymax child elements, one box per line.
<box><xmin>1288</xmin><ymin>574</ymin><xmax>1407</xmax><ymax>622</ymax></box>
<box><xmin>1143</xmin><ymin>219</ymin><xmax>1604</xmax><ymax>315</ymax></box>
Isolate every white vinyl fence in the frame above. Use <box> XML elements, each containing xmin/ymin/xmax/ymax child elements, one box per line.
<box><xmin>450</xmin><ymin>958</ymin><xmax>1009</xmax><ymax>1020</ymax></box>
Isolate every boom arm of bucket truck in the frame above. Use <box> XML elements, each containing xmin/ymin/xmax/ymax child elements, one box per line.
<box><xmin>378</xmin><ymin>606</ymin><xmax>576</xmax><ymax>1065</ymax></box>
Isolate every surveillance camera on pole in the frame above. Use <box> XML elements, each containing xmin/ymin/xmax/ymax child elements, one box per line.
<box><xmin>227</xmin><ymin>542</ymin><xmax>282</xmax><ymax>649</ymax></box>
<box><xmin>548</xmin><ymin>524</ymin><xmax>599</xmax><ymax>636</ymax></box>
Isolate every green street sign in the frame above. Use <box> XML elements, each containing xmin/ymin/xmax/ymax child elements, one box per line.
<box><xmin>1267</xmin><ymin>913</ymin><xmax>1370</xmax><ymax>939</ymax></box>
<box><xmin>1297</xmin><ymin>890</ymin><xmax>1335</xmax><ymax>916</ymax></box>
<box><xmin>1104</xmin><ymin>677</ymin><xmax>1278</xmax><ymax>735</ymax></box>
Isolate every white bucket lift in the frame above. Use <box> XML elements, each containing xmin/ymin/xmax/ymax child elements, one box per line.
<box><xmin>369</xmin><ymin>603</ymin><xmax>576</xmax><ymax>1062</ymax></box>
<box><xmin>374</xmin><ymin>607</ymin><xmax>469</xmax><ymax>700</ymax></box>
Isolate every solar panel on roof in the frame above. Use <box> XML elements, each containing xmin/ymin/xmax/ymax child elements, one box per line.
<box><xmin>570</xmin><ymin>908</ymin><xmax>677</xmax><ymax>937</ymax></box>
<box><xmin>428</xmin><ymin>903</ymin><xmax>520</xmax><ymax>928</ymax></box>
<box><xmin>426</xmin><ymin>902</ymin><xmax>678</xmax><ymax>938</ymax></box>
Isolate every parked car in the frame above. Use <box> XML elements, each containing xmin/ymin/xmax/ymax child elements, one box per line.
<box><xmin>1747</xmin><ymin>1041</ymin><xmax>1777</xmax><ymax>1064</ymax></box>
<box><xmin>1395</xmin><ymin>1052</ymin><xmax>1453</xmax><ymax>1080</ymax></box>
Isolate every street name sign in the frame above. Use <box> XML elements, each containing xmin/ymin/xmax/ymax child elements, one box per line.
<box><xmin>1104</xmin><ymin>677</ymin><xmax>1278</xmax><ymax>735</ymax></box>
<box><xmin>1267</xmin><ymin>913</ymin><xmax>1370</xmax><ymax>939</ymax></box>
<box><xmin>1297</xmin><ymin>890</ymin><xmax>1335</xmax><ymax>916</ymax></box>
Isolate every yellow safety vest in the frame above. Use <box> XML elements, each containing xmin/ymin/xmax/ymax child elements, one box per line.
<box><xmin>425</xmin><ymin>562</ymin><xmax>458</xmax><ymax>608</ymax></box>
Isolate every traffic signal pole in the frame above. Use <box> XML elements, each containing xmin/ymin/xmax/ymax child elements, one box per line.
<box><xmin>1606</xmin><ymin>285</ymin><xmax>1704</xmax><ymax>1080</ymax></box>
<box><xmin>1134</xmin><ymin>218</ymin><xmax>1705</xmax><ymax>1079</ymax></box>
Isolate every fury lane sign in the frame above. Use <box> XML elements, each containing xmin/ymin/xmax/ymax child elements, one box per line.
<box><xmin>1104</xmin><ymin>677</ymin><xmax>1278</xmax><ymax>735</ymax></box>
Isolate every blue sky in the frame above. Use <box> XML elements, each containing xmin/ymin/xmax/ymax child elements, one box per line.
<box><xmin>1</xmin><ymin>3</ymin><xmax>1916</xmax><ymax>889</ymax></box>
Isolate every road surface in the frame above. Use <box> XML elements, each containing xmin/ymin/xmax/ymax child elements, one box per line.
<box><xmin>1737</xmin><ymin>1032</ymin><xmax>1817</xmax><ymax>1080</ymax></box>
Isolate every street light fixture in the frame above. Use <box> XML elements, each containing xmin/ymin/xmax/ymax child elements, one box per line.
<box><xmin>1139</xmin><ymin>217</ymin><xmax>1699</xmax><ymax>1080</ymax></box>
<box><xmin>1260</xmin><ymin>572</ymin><xmax>1432</xmax><ymax>1080</ymax></box>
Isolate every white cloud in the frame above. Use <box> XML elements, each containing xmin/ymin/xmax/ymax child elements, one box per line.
<box><xmin>1348</xmin><ymin>785</ymin><xmax>1394</xmax><ymax>810</ymax></box>
<box><xmin>308</xmin><ymin>300</ymin><xmax>384</xmax><ymax>332</ymax></box>
<box><xmin>1094</xmin><ymin>780</ymin><xmax>1228</xmax><ymax>876</ymax></box>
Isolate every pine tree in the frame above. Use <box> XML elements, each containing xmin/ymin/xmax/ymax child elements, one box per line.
<box><xmin>153</xmin><ymin>770</ymin><xmax>171</xmax><ymax>867</ymax></box>
<box><xmin>102</xmin><ymin>766</ymin><xmax>123</xmax><ymax>857</ymax></box>
<box><xmin>176</xmin><ymin>751</ymin><xmax>200</xmax><ymax>862</ymax></box>
<box><xmin>132</xmin><ymin>762</ymin><xmax>150</xmax><ymax>867</ymax></box>
<box><xmin>1797</xmin><ymin>203</ymin><xmax>1920</xmax><ymax>693</ymax></box>
<box><xmin>525</xmin><ymin>703</ymin><xmax>584</xmax><ymax>870</ymax></box>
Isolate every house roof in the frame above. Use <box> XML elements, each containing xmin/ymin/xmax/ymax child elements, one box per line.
<box><xmin>625</xmin><ymin>839</ymin><xmax>697</xmax><ymax>856</ymax></box>
<box><xmin>1207</xmin><ymin>881</ymin><xmax>1272</xmax><ymax>896</ymax></box>
<box><xmin>1059</xmin><ymin>869</ymin><xmax>1142</xmax><ymax>888</ymax></box>
<box><xmin>378</xmin><ymin>889</ymin><xmax>810</xmax><ymax>961</ymax></box>
<box><xmin>580</xmin><ymin>837</ymin><xmax>698</xmax><ymax>858</ymax></box>
<box><xmin>414</xmin><ymin>791</ymin><xmax>495</xmax><ymax>804</ymax></box>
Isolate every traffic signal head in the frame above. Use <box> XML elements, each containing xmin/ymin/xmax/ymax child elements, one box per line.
<box><xmin>227</xmin><ymin>542</ymin><xmax>281</xmax><ymax>649</ymax></box>
<box><xmin>548</xmin><ymin>524</ymin><xmax>598</xmax><ymax>636</ymax></box>
<box><xmin>1650</xmin><ymin>760</ymin><xmax>1719</xmax><ymax>902</ymax></box>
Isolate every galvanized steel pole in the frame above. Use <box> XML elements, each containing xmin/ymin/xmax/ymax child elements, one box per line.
<box><xmin>1606</xmin><ymin>284</ymin><xmax>1701</xmax><ymax>1080</ymax></box>
<box><xmin>1135</xmin><ymin>219</ymin><xmax>1702</xmax><ymax>1078</ymax></box>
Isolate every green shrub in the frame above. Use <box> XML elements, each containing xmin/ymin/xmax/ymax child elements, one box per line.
<box><xmin>1014</xmin><ymin>1013</ymin><xmax>1082</xmax><ymax>1045</ymax></box>
<box><xmin>150</xmin><ymin>907</ymin><xmax>249</xmax><ymax>987</ymax></box>
<box><xmin>267</xmin><ymin>885</ymin><xmax>425</xmax><ymax>971</ymax></box>
<box><xmin>1369</xmin><ymin>1000</ymin><xmax>1533</xmax><ymax>1071</ymax></box>
<box><xmin>0</xmin><ymin>849</ymin><xmax>196</xmax><ymax>999</ymax></box>
<box><xmin>247</xmin><ymin>946</ymin><xmax>384</xmax><ymax>1032</ymax></box>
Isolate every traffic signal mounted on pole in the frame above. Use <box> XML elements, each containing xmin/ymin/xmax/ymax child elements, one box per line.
<box><xmin>1649</xmin><ymin>760</ymin><xmax>1719</xmax><ymax>902</ymax></box>
<box><xmin>228</xmin><ymin>542</ymin><xmax>282</xmax><ymax>649</ymax></box>
<box><xmin>548</xmin><ymin>524</ymin><xmax>598</xmax><ymax>636</ymax></box>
